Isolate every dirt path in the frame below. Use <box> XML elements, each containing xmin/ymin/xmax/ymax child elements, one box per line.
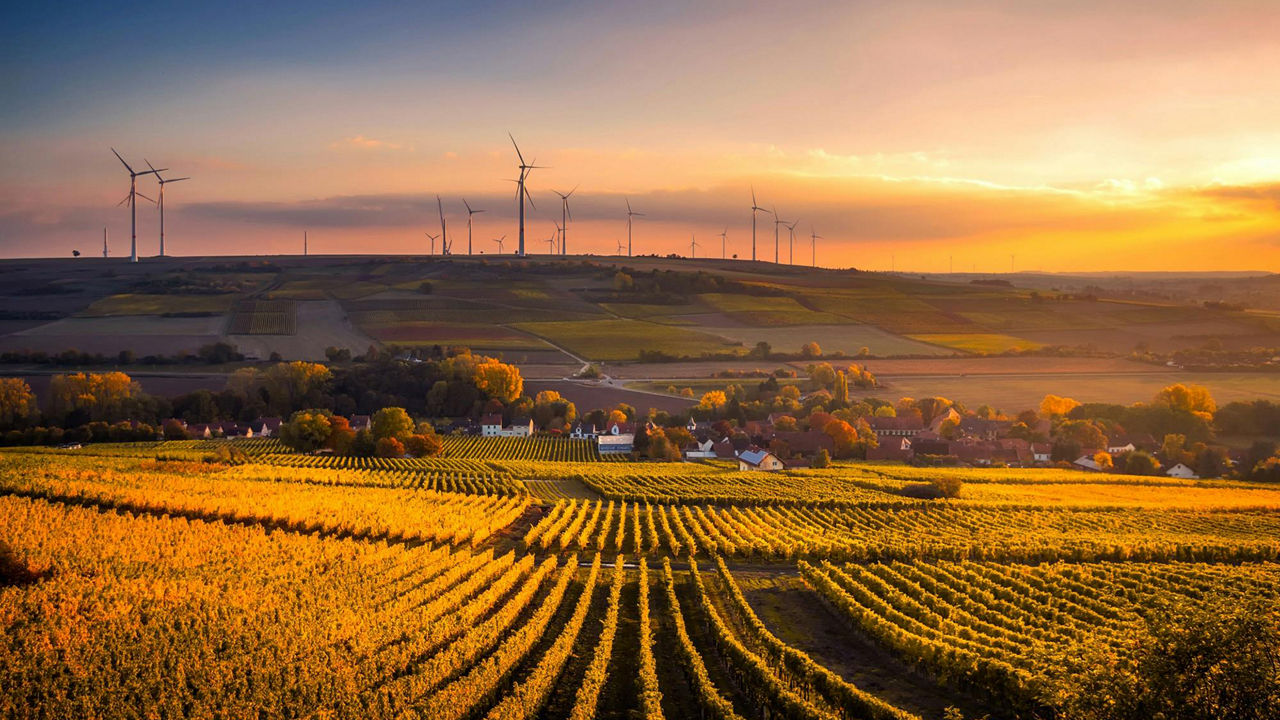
<box><xmin>735</xmin><ymin>570</ymin><xmax>997</xmax><ymax>720</ymax></box>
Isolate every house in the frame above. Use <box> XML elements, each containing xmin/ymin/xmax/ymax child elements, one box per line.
<box><xmin>770</xmin><ymin>430</ymin><xmax>835</xmax><ymax>458</ymax></box>
<box><xmin>1165</xmin><ymin>462</ymin><xmax>1199</xmax><ymax>479</ymax></box>
<box><xmin>481</xmin><ymin>414</ymin><xmax>534</xmax><ymax>438</ymax></box>
<box><xmin>480</xmin><ymin>414</ymin><xmax>505</xmax><ymax>437</ymax></box>
<box><xmin>959</xmin><ymin>417</ymin><xmax>1009</xmax><ymax>441</ymax></box>
<box><xmin>349</xmin><ymin>415</ymin><xmax>372</xmax><ymax>433</ymax></box>
<box><xmin>1106</xmin><ymin>440</ymin><xmax>1137</xmax><ymax>455</ymax></box>
<box><xmin>1031</xmin><ymin>443</ymin><xmax>1052</xmax><ymax>464</ymax></box>
<box><xmin>927</xmin><ymin>408</ymin><xmax>963</xmax><ymax>435</ymax></box>
<box><xmin>685</xmin><ymin>418</ymin><xmax>711</xmax><ymax>434</ymax></box>
<box><xmin>867</xmin><ymin>436</ymin><xmax>913</xmax><ymax>462</ymax></box>
<box><xmin>187</xmin><ymin>423</ymin><xmax>214</xmax><ymax>439</ymax></box>
<box><xmin>684</xmin><ymin>435</ymin><xmax>717</xmax><ymax>459</ymax></box>
<box><xmin>911</xmin><ymin>438</ymin><xmax>953</xmax><ymax>457</ymax></box>
<box><xmin>869</xmin><ymin>415</ymin><xmax>924</xmax><ymax>438</ymax></box>
<box><xmin>508</xmin><ymin>417</ymin><xmax>535</xmax><ymax>437</ymax></box>
<box><xmin>569</xmin><ymin>422</ymin><xmax>598</xmax><ymax>440</ymax></box>
<box><xmin>1073</xmin><ymin>455</ymin><xmax>1105</xmax><ymax>472</ymax></box>
<box><xmin>713</xmin><ymin>437</ymin><xmax>741</xmax><ymax>459</ymax></box>
<box><xmin>738</xmin><ymin>447</ymin><xmax>785</xmax><ymax>472</ymax></box>
<box><xmin>248</xmin><ymin>417</ymin><xmax>282</xmax><ymax>437</ymax></box>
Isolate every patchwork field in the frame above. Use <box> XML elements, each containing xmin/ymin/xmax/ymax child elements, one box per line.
<box><xmin>907</xmin><ymin>333</ymin><xmax>1045</xmax><ymax>354</ymax></box>
<box><xmin>514</xmin><ymin>318</ymin><xmax>744</xmax><ymax>361</ymax></box>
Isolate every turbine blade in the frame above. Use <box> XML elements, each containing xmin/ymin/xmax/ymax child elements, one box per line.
<box><xmin>135</xmin><ymin>191</ymin><xmax>157</xmax><ymax>204</ymax></box>
<box><xmin>509</xmin><ymin>133</ymin><xmax>525</xmax><ymax>165</ymax></box>
<box><xmin>167</xmin><ymin>177</ymin><xmax>190</xmax><ymax>183</ymax></box>
<box><xmin>111</xmin><ymin>148</ymin><xmax>133</xmax><ymax>173</ymax></box>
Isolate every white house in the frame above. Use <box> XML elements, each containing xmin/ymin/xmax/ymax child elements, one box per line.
<box><xmin>1031</xmin><ymin>443</ymin><xmax>1052</xmax><ymax>464</ymax></box>
<box><xmin>569</xmin><ymin>422</ymin><xmax>598</xmax><ymax>440</ymax></box>
<box><xmin>480</xmin><ymin>414</ymin><xmax>505</xmax><ymax>437</ymax></box>
<box><xmin>684</xmin><ymin>436</ymin><xmax>717</xmax><ymax>459</ymax></box>
<box><xmin>1165</xmin><ymin>462</ymin><xmax>1199</xmax><ymax>479</ymax></box>
<box><xmin>481</xmin><ymin>414</ymin><xmax>534</xmax><ymax>437</ymax></box>
<box><xmin>738</xmin><ymin>448</ymin><xmax>785</xmax><ymax>472</ymax></box>
<box><xmin>1107</xmin><ymin>441</ymin><xmax>1137</xmax><ymax>455</ymax></box>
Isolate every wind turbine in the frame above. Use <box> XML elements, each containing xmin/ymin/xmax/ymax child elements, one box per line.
<box><xmin>553</xmin><ymin>222</ymin><xmax>564</xmax><ymax>254</ymax></box>
<box><xmin>145</xmin><ymin>161</ymin><xmax>189</xmax><ymax>258</ymax></box>
<box><xmin>615</xmin><ymin>239</ymin><xmax>626</xmax><ymax>255</ymax></box>
<box><xmin>809</xmin><ymin>228</ymin><xmax>822</xmax><ymax>267</ymax></box>
<box><xmin>552</xmin><ymin>186</ymin><xmax>576</xmax><ymax>256</ymax></box>
<box><xmin>545</xmin><ymin>228</ymin><xmax>558</xmax><ymax>254</ymax></box>
<box><xmin>425</xmin><ymin>232</ymin><xmax>439</xmax><ymax>255</ymax></box>
<box><xmin>509</xmin><ymin>134</ymin><xmax>542</xmax><ymax>257</ymax></box>
<box><xmin>717</xmin><ymin>228</ymin><xmax>727</xmax><ymax>259</ymax></box>
<box><xmin>690</xmin><ymin>234</ymin><xmax>700</xmax><ymax>259</ymax></box>
<box><xmin>772</xmin><ymin>206</ymin><xmax>788</xmax><ymax>264</ymax></box>
<box><xmin>436</xmin><ymin>195</ymin><xmax>449</xmax><ymax>255</ymax></box>
<box><xmin>102</xmin><ymin>228</ymin><xmax>109</xmax><ymax>258</ymax></box>
<box><xmin>750</xmin><ymin>186</ymin><xmax>770</xmax><ymax>262</ymax></box>
<box><xmin>625</xmin><ymin>198</ymin><xmax>643</xmax><ymax>257</ymax></box>
<box><xmin>493</xmin><ymin>235</ymin><xmax>506</xmax><ymax>254</ymax></box>
<box><xmin>785</xmin><ymin>220</ymin><xmax>799</xmax><ymax>265</ymax></box>
<box><xmin>463</xmin><ymin>199</ymin><xmax>483</xmax><ymax>255</ymax></box>
<box><xmin>111</xmin><ymin>149</ymin><xmax>162</xmax><ymax>263</ymax></box>
<box><xmin>304</xmin><ymin>231</ymin><xmax>308</xmax><ymax>256</ymax></box>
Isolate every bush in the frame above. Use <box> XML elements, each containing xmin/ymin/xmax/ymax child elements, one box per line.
<box><xmin>375</xmin><ymin>436</ymin><xmax>405</xmax><ymax>458</ymax></box>
<box><xmin>812</xmin><ymin>448</ymin><xmax>831</xmax><ymax>468</ymax></box>
<box><xmin>403</xmin><ymin>432</ymin><xmax>442</xmax><ymax>458</ymax></box>
<box><xmin>901</xmin><ymin>477</ymin><xmax>963</xmax><ymax>499</ymax></box>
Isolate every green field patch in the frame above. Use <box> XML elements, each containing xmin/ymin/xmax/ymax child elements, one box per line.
<box><xmin>80</xmin><ymin>293</ymin><xmax>237</xmax><ymax>317</ymax></box>
<box><xmin>908</xmin><ymin>333</ymin><xmax>1044</xmax><ymax>354</ymax></box>
<box><xmin>514</xmin><ymin>318</ymin><xmax>743</xmax><ymax>360</ymax></box>
<box><xmin>367</xmin><ymin>322</ymin><xmax>552</xmax><ymax>349</ymax></box>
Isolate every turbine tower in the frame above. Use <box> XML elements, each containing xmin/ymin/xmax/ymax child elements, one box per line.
<box><xmin>545</xmin><ymin>227</ymin><xmax>558</xmax><ymax>254</ymax></box>
<box><xmin>304</xmin><ymin>231</ymin><xmax>308</xmax><ymax>256</ymax></box>
<box><xmin>436</xmin><ymin>195</ymin><xmax>448</xmax><ymax>255</ymax></box>
<box><xmin>553</xmin><ymin>186</ymin><xmax>576</xmax><ymax>256</ymax></box>
<box><xmin>690</xmin><ymin>234</ymin><xmax>700</xmax><ymax>259</ymax></box>
<box><xmin>750</xmin><ymin>186</ymin><xmax>770</xmax><ymax>262</ymax></box>
<box><xmin>772</xmin><ymin>206</ymin><xmax>787</xmax><ymax>264</ymax></box>
<box><xmin>463</xmin><ymin>199</ymin><xmax>483</xmax><ymax>255</ymax></box>
<box><xmin>111</xmin><ymin>149</ymin><xmax>162</xmax><ymax>263</ymax></box>
<box><xmin>786</xmin><ymin>220</ymin><xmax>799</xmax><ymax>265</ymax></box>
<box><xmin>625</xmin><ymin>198</ymin><xmax>643</xmax><ymax>257</ymax></box>
<box><xmin>103</xmin><ymin>228</ymin><xmax>109</xmax><ymax>258</ymax></box>
<box><xmin>509</xmin><ymin>134</ymin><xmax>542</xmax><ymax>257</ymax></box>
<box><xmin>146</xmin><ymin>161</ymin><xmax>188</xmax><ymax>258</ymax></box>
<box><xmin>718</xmin><ymin>228</ymin><xmax>727</xmax><ymax>259</ymax></box>
<box><xmin>810</xmin><ymin>228</ymin><xmax>822</xmax><ymax>267</ymax></box>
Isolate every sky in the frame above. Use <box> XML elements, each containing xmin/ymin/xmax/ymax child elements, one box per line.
<box><xmin>3</xmin><ymin>0</ymin><xmax>1280</xmax><ymax>271</ymax></box>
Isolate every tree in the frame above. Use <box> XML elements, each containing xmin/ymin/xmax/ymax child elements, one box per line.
<box><xmin>473</xmin><ymin>359</ymin><xmax>523</xmax><ymax>403</ymax></box>
<box><xmin>645</xmin><ymin>432</ymin><xmax>681</xmax><ymax>461</ymax></box>
<box><xmin>812</xmin><ymin>448</ymin><xmax>831</xmax><ymax>468</ymax></box>
<box><xmin>874</xmin><ymin>405</ymin><xmax>897</xmax><ymax>418</ymax></box>
<box><xmin>162</xmin><ymin>419</ymin><xmax>191</xmax><ymax>441</ymax></box>
<box><xmin>48</xmin><ymin>371</ymin><xmax>142</xmax><ymax>424</ymax></box>
<box><xmin>280</xmin><ymin>409</ymin><xmax>336</xmax><ymax>452</ymax></box>
<box><xmin>613</xmin><ymin>271</ymin><xmax>634</xmax><ymax>292</ymax></box>
<box><xmin>1153</xmin><ymin>383</ymin><xmax>1216</xmax><ymax>415</ymax></box>
<box><xmin>403</xmin><ymin>431</ymin><xmax>443</xmax><ymax>457</ymax></box>
<box><xmin>1047</xmin><ymin>601</ymin><xmax>1280</xmax><ymax>720</ymax></box>
<box><xmin>1093</xmin><ymin>451</ymin><xmax>1114</xmax><ymax>471</ymax></box>
<box><xmin>773</xmin><ymin>415</ymin><xmax>798</xmax><ymax>431</ymax></box>
<box><xmin>1161</xmin><ymin>433</ymin><xmax>1190</xmax><ymax>465</ymax></box>
<box><xmin>1040</xmin><ymin>394</ymin><xmax>1082</xmax><ymax>417</ymax></box>
<box><xmin>800</xmin><ymin>341</ymin><xmax>822</xmax><ymax>358</ymax></box>
<box><xmin>1124</xmin><ymin>450</ymin><xmax>1160</xmax><ymax>476</ymax></box>
<box><xmin>371</xmin><ymin>407</ymin><xmax>414</xmax><ymax>441</ymax></box>
<box><xmin>375</xmin><ymin>436</ymin><xmax>405</xmax><ymax>458</ymax></box>
<box><xmin>751</xmin><ymin>341</ymin><xmax>772</xmax><ymax>359</ymax></box>
<box><xmin>663</xmin><ymin>426</ymin><xmax>693</xmax><ymax>449</ymax></box>
<box><xmin>0</xmin><ymin>378</ymin><xmax>36</xmax><ymax>429</ymax></box>
<box><xmin>261</xmin><ymin>362</ymin><xmax>333</xmax><ymax>416</ymax></box>
<box><xmin>698</xmin><ymin>391</ymin><xmax>727</xmax><ymax>412</ymax></box>
<box><xmin>833</xmin><ymin>371</ymin><xmax>849</xmax><ymax>406</ymax></box>
<box><xmin>809</xmin><ymin>363</ymin><xmax>836</xmax><ymax>391</ymax></box>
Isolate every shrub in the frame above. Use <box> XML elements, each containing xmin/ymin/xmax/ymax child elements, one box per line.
<box><xmin>375</xmin><ymin>437</ymin><xmax>405</xmax><ymax>458</ymax></box>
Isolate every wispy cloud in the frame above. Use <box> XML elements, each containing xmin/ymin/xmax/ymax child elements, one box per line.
<box><xmin>330</xmin><ymin>135</ymin><xmax>408</xmax><ymax>152</ymax></box>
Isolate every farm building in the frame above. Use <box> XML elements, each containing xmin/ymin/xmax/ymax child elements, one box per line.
<box><xmin>738</xmin><ymin>448</ymin><xmax>785</xmax><ymax>472</ymax></box>
<box><xmin>1165</xmin><ymin>462</ymin><xmax>1199</xmax><ymax>479</ymax></box>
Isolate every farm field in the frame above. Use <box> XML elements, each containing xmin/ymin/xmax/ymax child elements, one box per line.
<box><xmin>701</xmin><ymin>323</ymin><xmax>951</xmax><ymax>357</ymax></box>
<box><xmin>906</xmin><ymin>333</ymin><xmax>1044</xmax><ymax>354</ymax></box>
<box><xmin>867</xmin><ymin>370</ymin><xmax>1280</xmax><ymax>409</ymax></box>
<box><xmin>229</xmin><ymin>299</ymin><xmax>378</xmax><ymax>360</ymax></box>
<box><xmin>514</xmin><ymin>317</ymin><xmax>743</xmax><ymax>361</ymax></box>
<box><xmin>2</xmin><ymin>442</ymin><xmax>1280</xmax><ymax>718</ymax></box>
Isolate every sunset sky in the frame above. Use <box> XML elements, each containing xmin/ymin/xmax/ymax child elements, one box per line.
<box><xmin>3</xmin><ymin>0</ymin><xmax>1280</xmax><ymax>270</ymax></box>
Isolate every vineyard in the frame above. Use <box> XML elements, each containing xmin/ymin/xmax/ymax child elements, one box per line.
<box><xmin>227</xmin><ymin>298</ymin><xmax>297</xmax><ymax>334</ymax></box>
<box><xmin>2</xmin><ymin>445</ymin><xmax>1279</xmax><ymax>719</ymax></box>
